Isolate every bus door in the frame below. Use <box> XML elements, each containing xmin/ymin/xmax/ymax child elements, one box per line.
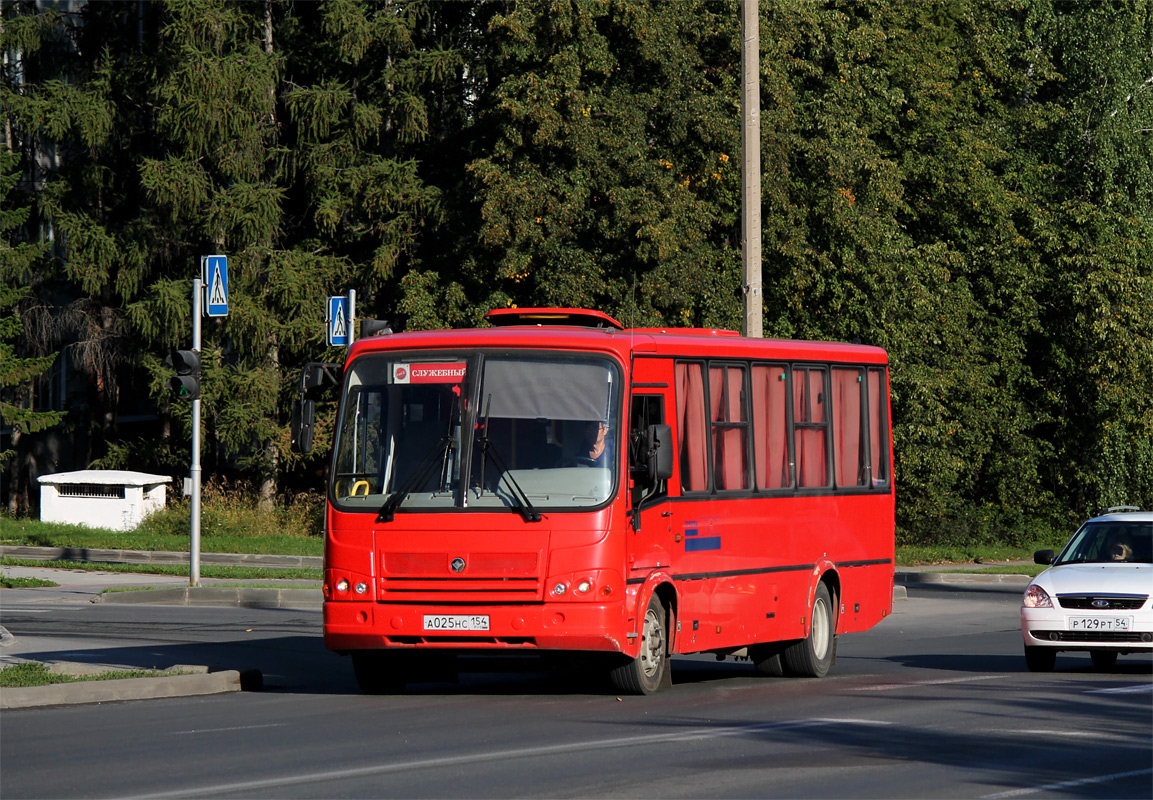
<box><xmin>627</xmin><ymin>357</ymin><xmax>674</xmax><ymax>578</ymax></box>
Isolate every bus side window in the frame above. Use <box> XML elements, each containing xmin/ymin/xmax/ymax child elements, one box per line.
<box><xmin>793</xmin><ymin>367</ymin><xmax>830</xmax><ymax>488</ymax></box>
<box><xmin>867</xmin><ymin>368</ymin><xmax>890</xmax><ymax>486</ymax></box>
<box><xmin>675</xmin><ymin>362</ymin><xmax>709</xmax><ymax>492</ymax></box>
<box><xmin>709</xmin><ymin>364</ymin><xmax>751</xmax><ymax>490</ymax></box>
<box><xmin>832</xmin><ymin>368</ymin><xmax>866</xmax><ymax>488</ymax></box>
<box><xmin>752</xmin><ymin>364</ymin><xmax>790</xmax><ymax>489</ymax></box>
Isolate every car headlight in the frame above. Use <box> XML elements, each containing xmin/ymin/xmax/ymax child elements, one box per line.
<box><xmin>1023</xmin><ymin>584</ymin><xmax>1053</xmax><ymax>609</ymax></box>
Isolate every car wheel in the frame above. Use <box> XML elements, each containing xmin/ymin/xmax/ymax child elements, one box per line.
<box><xmin>1024</xmin><ymin>646</ymin><xmax>1057</xmax><ymax>672</ymax></box>
<box><xmin>782</xmin><ymin>583</ymin><xmax>837</xmax><ymax>678</ymax></box>
<box><xmin>1090</xmin><ymin>650</ymin><xmax>1118</xmax><ymax>670</ymax></box>
<box><xmin>610</xmin><ymin>593</ymin><xmax>669</xmax><ymax>695</ymax></box>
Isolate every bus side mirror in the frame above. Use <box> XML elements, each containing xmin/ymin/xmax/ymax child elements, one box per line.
<box><xmin>647</xmin><ymin>424</ymin><xmax>673</xmax><ymax>481</ymax></box>
<box><xmin>291</xmin><ymin>398</ymin><xmax>316</xmax><ymax>454</ymax></box>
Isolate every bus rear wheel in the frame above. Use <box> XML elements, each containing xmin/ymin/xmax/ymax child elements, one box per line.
<box><xmin>750</xmin><ymin>643</ymin><xmax>790</xmax><ymax>677</ymax></box>
<box><xmin>610</xmin><ymin>594</ymin><xmax>669</xmax><ymax>695</ymax></box>
<box><xmin>782</xmin><ymin>583</ymin><xmax>837</xmax><ymax>678</ymax></box>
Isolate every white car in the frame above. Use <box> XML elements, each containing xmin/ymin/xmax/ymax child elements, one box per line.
<box><xmin>1021</xmin><ymin>507</ymin><xmax>1153</xmax><ymax>672</ymax></box>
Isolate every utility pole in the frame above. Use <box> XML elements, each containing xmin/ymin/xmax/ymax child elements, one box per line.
<box><xmin>741</xmin><ymin>0</ymin><xmax>763</xmax><ymax>338</ymax></box>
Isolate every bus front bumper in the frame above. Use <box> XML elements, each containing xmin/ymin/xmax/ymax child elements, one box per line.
<box><xmin>324</xmin><ymin>600</ymin><xmax>630</xmax><ymax>654</ymax></box>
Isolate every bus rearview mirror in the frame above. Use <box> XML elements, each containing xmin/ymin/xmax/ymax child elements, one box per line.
<box><xmin>648</xmin><ymin>423</ymin><xmax>673</xmax><ymax>481</ymax></box>
<box><xmin>291</xmin><ymin>398</ymin><xmax>316</xmax><ymax>454</ymax></box>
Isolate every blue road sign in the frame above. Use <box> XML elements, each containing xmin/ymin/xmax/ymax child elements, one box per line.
<box><xmin>202</xmin><ymin>255</ymin><xmax>229</xmax><ymax>317</ymax></box>
<box><xmin>327</xmin><ymin>295</ymin><xmax>350</xmax><ymax>346</ymax></box>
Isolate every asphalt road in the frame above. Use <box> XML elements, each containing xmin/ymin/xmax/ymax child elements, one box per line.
<box><xmin>2</xmin><ymin>583</ymin><xmax>1151</xmax><ymax>799</ymax></box>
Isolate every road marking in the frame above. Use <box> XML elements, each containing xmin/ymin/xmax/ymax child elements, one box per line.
<box><xmin>124</xmin><ymin>718</ymin><xmax>891</xmax><ymax>799</ymax></box>
<box><xmin>169</xmin><ymin>723</ymin><xmax>286</xmax><ymax>736</ymax></box>
<box><xmin>982</xmin><ymin>767</ymin><xmax>1153</xmax><ymax>798</ymax></box>
<box><xmin>998</xmin><ymin>729</ymin><xmax>1127</xmax><ymax>740</ymax></box>
<box><xmin>1087</xmin><ymin>683</ymin><xmax>1152</xmax><ymax>694</ymax></box>
<box><xmin>852</xmin><ymin>675</ymin><xmax>1000</xmax><ymax>691</ymax></box>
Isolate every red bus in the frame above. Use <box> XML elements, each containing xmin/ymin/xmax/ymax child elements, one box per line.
<box><xmin>294</xmin><ymin>308</ymin><xmax>894</xmax><ymax>694</ymax></box>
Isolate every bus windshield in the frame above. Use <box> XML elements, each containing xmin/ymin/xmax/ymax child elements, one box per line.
<box><xmin>331</xmin><ymin>351</ymin><xmax>621</xmax><ymax>514</ymax></box>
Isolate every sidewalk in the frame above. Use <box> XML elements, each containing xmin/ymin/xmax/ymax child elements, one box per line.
<box><xmin>0</xmin><ymin>562</ymin><xmax>279</xmax><ymax>709</ymax></box>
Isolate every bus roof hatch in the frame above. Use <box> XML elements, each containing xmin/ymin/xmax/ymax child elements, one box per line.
<box><xmin>484</xmin><ymin>307</ymin><xmax>624</xmax><ymax>330</ymax></box>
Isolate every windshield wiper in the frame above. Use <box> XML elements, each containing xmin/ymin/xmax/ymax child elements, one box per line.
<box><xmin>476</xmin><ymin>434</ymin><xmax>542</xmax><ymax>523</ymax></box>
<box><xmin>377</xmin><ymin>436</ymin><xmax>455</xmax><ymax>523</ymax></box>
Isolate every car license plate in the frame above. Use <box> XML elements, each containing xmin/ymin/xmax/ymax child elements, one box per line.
<box><xmin>1067</xmin><ymin>616</ymin><xmax>1132</xmax><ymax>632</ymax></box>
<box><xmin>423</xmin><ymin>614</ymin><xmax>490</xmax><ymax>632</ymax></box>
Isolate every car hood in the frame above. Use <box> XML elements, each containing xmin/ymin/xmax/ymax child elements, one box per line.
<box><xmin>1036</xmin><ymin>562</ymin><xmax>1152</xmax><ymax>596</ymax></box>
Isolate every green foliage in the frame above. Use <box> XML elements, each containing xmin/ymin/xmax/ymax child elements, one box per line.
<box><xmin>0</xmin><ymin>151</ymin><xmax>64</xmax><ymax>462</ymax></box>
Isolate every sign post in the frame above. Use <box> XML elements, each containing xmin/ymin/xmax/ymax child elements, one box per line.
<box><xmin>190</xmin><ymin>278</ymin><xmax>203</xmax><ymax>587</ymax></box>
<box><xmin>187</xmin><ymin>255</ymin><xmax>228</xmax><ymax>586</ymax></box>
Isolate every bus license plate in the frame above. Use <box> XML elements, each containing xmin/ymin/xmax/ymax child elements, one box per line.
<box><xmin>1067</xmin><ymin>616</ymin><xmax>1132</xmax><ymax>632</ymax></box>
<box><xmin>423</xmin><ymin>614</ymin><xmax>490</xmax><ymax>632</ymax></box>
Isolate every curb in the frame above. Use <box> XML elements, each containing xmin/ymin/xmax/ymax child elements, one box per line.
<box><xmin>96</xmin><ymin>586</ymin><xmax>322</xmax><ymax>609</ymax></box>
<box><xmin>895</xmin><ymin>572</ymin><xmax>1031</xmax><ymax>586</ymax></box>
<box><xmin>0</xmin><ymin>545</ymin><xmax>321</xmax><ymax>570</ymax></box>
<box><xmin>0</xmin><ymin>669</ymin><xmax>259</xmax><ymax>710</ymax></box>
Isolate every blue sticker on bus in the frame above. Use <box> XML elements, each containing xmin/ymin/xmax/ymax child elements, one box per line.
<box><xmin>684</xmin><ymin>519</ymin><xmax>721</xmax><ymax>552</ymax></box>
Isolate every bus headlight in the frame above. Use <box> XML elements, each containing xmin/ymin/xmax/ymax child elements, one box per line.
<box><xmin>336</xmin><ymin>579</ymin><xmax>350</xmax><ymax>594</ymax></box>
<box><xmin>553</xmin><ymin>582</ymin><xmax>568</xmax><ymax>596</ymax></box>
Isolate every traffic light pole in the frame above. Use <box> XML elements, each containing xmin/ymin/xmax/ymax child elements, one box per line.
<box><xmin>190</xmin><ymin>278</ymin><xmax>202</xmax><ymax>587</ymax></box>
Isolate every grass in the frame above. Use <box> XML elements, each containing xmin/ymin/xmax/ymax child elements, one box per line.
<box><xmin>937</xmin><ymin>564</ymin><xmax>1046</xmax><ymax>577</ymax></box>
<box><xmin>0</xmin><ymin>557</ymin><xmax>320</xmax><ymax>582</ymax></box>
<box><xmin>0</xmin><ymin>662</ymin><xmax>175</xmax><ymax>688</ymax></box>
<box><xmin>0</xmin><ymin>575</ymin><xmax>59</xmax><ymax>588</ymax></box>
<box><xmin>101</xmin><ymin>581</ymin><xmax>318</xmax><ymax>593</ymax></box>
<box><xmin>895</xmin><ymin>542</ymin><xmax>1060</xmax><ymax>566</ymax></box>
<box><xmin>0</xmin><ymin>486</ymin><xmax>323</xmax><ymax>556</ymax></box>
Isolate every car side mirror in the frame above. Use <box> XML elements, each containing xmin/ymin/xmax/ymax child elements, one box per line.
<box><xmin>291</xmin><ymin>398</ymin><xmax>316</xmax><ymax>454</ymax></box>
<box><xmin>1033</xmin><ymin>549</ymin><xmax>1055</xmax><ymax>566</ymax></box>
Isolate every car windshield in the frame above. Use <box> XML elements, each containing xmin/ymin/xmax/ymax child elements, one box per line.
<box><xmin>330</xmin><ymin>351</ymin><xmax>621</xmax><ymax>514</ymax></box>
<box><xmin>1055</xmin><ymin>520</ymin><xmax>1153</xmax><ymax>565</ymax></box>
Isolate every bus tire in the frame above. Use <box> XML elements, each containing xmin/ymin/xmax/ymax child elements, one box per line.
<box><xmin>782</xmin><ymin>582</ymin><xmax>836</xmax><ymax>678</ymax></box>
<box><xmin>610</xmin><ymin>593</ymin><xmax>669</xmax><ymax>695</ymax></box>
<box><xmin>750</xmin><ymin>643</ymin><xmax>790</xmax><ymax>677</ymax></box>
<box><xmin>351</xmin><ymin>651</ymin><xmax>408</xmax><ymax>694</ymax></box>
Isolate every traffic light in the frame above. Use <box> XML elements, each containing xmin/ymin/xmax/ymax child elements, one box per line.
<box><xmin>167</xmin><ymin>349</ymin><xmax>201</xmax><ymax>400</ymax></box>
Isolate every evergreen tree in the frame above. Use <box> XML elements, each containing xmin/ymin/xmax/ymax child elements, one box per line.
<box><xmin>457</xmin><ymin>0</ymin><xmax>742</xmax><ymax>329</ymax></box>
<box><xmin>0</xmin><ymin>147</ymin><xmax>64</xmax><ymax>512</ymax></box>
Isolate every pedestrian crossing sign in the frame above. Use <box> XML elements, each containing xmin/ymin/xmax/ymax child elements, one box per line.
<box><xmin>201</xmin><ymin>255</ymin><xmax>229</xmax><ymax>317</ymax></box>
<box><xmin>327</xmin><ymin>295</ymin><xmax>350</xmax><ymax>346</ymax></box>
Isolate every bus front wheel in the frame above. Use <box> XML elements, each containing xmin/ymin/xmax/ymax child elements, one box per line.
<box><xmin>782</xmin><ymin>583</ymin><xmax>837</xmax><ymax>678</ymax></box>
<box><xmin>610</xmin><ymin>594</ymin><xmax>670</xmax><ymax>695</ymax></box>
<box><xmin>351</xmin><ymin>651</ymin><xmax>409</xmax><ymax>694</ymax></box>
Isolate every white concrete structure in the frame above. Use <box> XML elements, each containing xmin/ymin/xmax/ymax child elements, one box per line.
<box><xmin>38</xmin><ymin>470</ymin><xmax>171</xmax><ymax>531</ymax></box>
